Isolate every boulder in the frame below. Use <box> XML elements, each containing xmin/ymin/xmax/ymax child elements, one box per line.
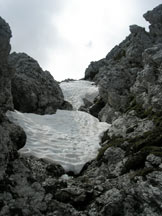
<box><xmin>9</xmin><ymin>52</ymin><xmax>65</xmax><ymax>114</ymax></box>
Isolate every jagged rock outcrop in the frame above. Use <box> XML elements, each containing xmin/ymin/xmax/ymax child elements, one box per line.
<box><xmin>85</xmin><ymin>24</ymin><xmax>153</xmax><ymax>122</ymax></box>
<box><xmin>85</xmin><ymin>5</ymin><xmax>162</xmax><ymax>123</ymax></box>
<box><xmin>144</xmin><ymin>4</ymin><xmax>162</xmax><ymax>43</ymax></box>
<box><xmin>9</xmin><ymin>52</ymin><xmax>71</xmax><ymax>114</ymax></box>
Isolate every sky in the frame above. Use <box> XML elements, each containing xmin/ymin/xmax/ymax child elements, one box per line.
<box><xmin>0</xmin><ymin>0</ymin><xmax>161</xmax><ymax>81</ymax></box>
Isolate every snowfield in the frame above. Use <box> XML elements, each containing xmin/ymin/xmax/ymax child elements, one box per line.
<box><xmin>60</xmin><ymin>80</ymin><xmax>99</xmax><ymax>110</ymax></box>
<box><xmin>7</xmin><ymin>110</ymin><xmax>109</xmax><ymax>174</ymax></box>
<box><xmin>7</xmin><ymin>80</ymin><xmax>110</xmax><ymax>174</ymax></box>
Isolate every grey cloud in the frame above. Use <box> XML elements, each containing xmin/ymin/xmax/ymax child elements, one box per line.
<box><xmin>0</xmin><ymin>0</ymin><xmax>162</xmax><ymax>81</ymax></box>
<box><xmin>0</xmin><ymin>0</ymin><xmax>66</xmax><ymax>66</ymax></box>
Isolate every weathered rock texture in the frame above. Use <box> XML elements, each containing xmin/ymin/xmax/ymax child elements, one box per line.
<box><xmin>77</xmin><ymin>4</ymin><xmax>162</xmax><ymax>215</ymax></box>
<box><xmin>0</xmin><ymin>16</ymin><xmax>24</xmax><ymax>172</ymax></box>
<box><xmin>9</xmin><ymin>52</ymin><xmax>71</xmax><ymax>114</ymax></box>
<box><xmin>1</xmin><ymin>4</ymin><xmax>162</xmax><ymax>216</ymax></box>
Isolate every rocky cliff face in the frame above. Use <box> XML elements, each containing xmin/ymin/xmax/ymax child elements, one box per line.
<box><xmin>85</xmin><ymin>4</ymin><xmax>162</xmax><ymax>123</ymax></box>
<box><xmin>80</xmin><ymin>4</ymin><xmax>162</xmax><ymax>215</ymax></box>
<box><xmin>0</xmin><ymin>17</ymin><xmax>13</xmax><ymax>112</ymax></box>
<box><xmin>0</xmin><ymin>17</ymin><xmax>27</xmax><ymax>215</ymax></box>
<box><xmin>0</xmin><ymin>17</ymin><xmax>25</xmax><ymax>175</ymax></box>
<box><xmin>1</xmin><ymin>4</ymin><xmax>162</xmax><ymax>216</ymax></box>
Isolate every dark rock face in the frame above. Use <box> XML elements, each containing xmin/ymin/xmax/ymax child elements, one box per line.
<box><xmin>9</xmin><ymin>52</ymin><xmax>65</xmax><ymax>114</ymax></box>
<box><xmin>0</xmin><ymin>17</ymin><xmax>13</xmax><ymax>112</ymax></box>
<box><xmin>0</xmin><ymin>16</ymin><xmax>24</xmax><ymax>174</ymax></box>
<box><xmin>0</xmin><ymin>17</ymin><xmax>11</xmax><ymax>61</ymax></box>
<box><xmin>0</xmin><ymin>16</ymin><xmax>26</xmax><ymax>204</ymax></box>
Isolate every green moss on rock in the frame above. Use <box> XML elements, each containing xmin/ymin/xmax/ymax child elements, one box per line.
<box><xmin>130</xmin><ymin>167</ymin><xmax>155</xmax><ymax>180</ymax></box>
<box><xmin>127</xmin><ymin>128</ymin><xmax>162</xmax><ymax>155</ymax></box>
<box><xmin>125</xmin><ymin>96</ymin><xmax>148</xmax><ymax>119</ymax></box>
<box><xmin>97</xmin><ymin>136</ymin><xmax>124</xmax><ymax>161</ymax></box>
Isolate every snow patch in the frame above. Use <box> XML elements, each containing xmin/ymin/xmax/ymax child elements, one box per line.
<box><xmin>60</xmin><ymin>80</ymin><xmax>99</xmax><ymax>110</ymax></box>
<box><xmin>7</xmin><ymin>110</ymin><xmax>110</xmax><ymax>174</ymax></box>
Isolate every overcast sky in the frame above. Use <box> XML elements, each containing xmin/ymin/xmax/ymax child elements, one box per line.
<box><xmin>0</xmin><ymin>0</ymin><xmax>161</xmax><ymax>81</ymax></box>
